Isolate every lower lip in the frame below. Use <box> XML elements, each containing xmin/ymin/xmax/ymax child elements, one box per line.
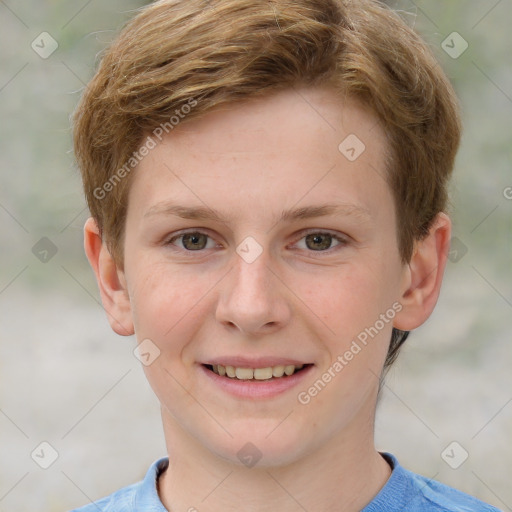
<box><xmin>199</xmin><ymin>364</ymin><xmax>314</xmax><ymax>399</ymax></box>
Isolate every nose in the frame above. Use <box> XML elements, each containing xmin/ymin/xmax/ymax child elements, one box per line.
<box><xmin>215</xmin><ymin>247</ymin><xmax>292</xmax><ymax>337</ymax></box>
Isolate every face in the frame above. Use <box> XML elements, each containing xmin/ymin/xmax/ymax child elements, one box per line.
<box><xmin>120</xmin><ymin>86</ymin><xmax>408</xmax><ymax>466</ymax></box>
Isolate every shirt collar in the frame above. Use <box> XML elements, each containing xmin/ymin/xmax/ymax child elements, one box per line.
<box><xmin>361</xmin><ymin>452</ymin><xmax>409</xmax><ymax>511</ymax></box>
<box><xmin>133</xmin><ymin>457</ymin><xmax>169</xmax><ymax>511</ymax></box>
<box><xmin>133</xmin><ymin>452</ymin><xmax>401</xmax><ymax>511</ymax></box>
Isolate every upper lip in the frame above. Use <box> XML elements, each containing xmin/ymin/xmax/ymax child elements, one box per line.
<box><xmin>202</xmin><ymin>357</ymin><xmax>311</xmax><ymax>368</ymax></box>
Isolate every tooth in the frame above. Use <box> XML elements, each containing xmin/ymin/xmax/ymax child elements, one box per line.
<box><xmin>236</xmin><ymin>367</ymin><xmax>254</xmax><ymax>380</ymax></box>
<box><xmin>215</xmin><ymin>364</ymin><xmax>305</xmax><ymax>379</ymax></box>
<box><xmin>254</xmin><ymin>367</ymin><xmax>273</xmax><ymax>380</ymax></box>
<box><xmin>284</xmin><ymin>365</ymin><xmax>295</xmax><ymax>376</ymax></box>
<box><xmin>272</xmin><ymin>365</ymin><xmax>285</xmax><ymax>377</ymax></box>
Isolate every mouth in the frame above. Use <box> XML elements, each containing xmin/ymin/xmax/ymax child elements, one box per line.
<box><xmin>202</xmin><ymin>363</ymin><xmax>312</xmax><ymax>381</ymax></box>
<box><xmin>199</xmin><ymin>358</ymin><xmax>314</xmax><ymax>399</ymax></box>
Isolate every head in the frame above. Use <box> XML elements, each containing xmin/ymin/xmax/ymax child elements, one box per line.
<box><xmin>75</xmin><ymin>0</ymin><xmax>461</xmax><ymax>466</ymax></box>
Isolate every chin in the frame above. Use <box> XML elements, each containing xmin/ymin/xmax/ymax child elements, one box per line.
<box><xmin>210</xmin><ymin>424</ymin><xmax>312</xmax><ymax>469</ymax></box>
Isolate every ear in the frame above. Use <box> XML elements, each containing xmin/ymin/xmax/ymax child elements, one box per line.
<box><xmin>393</xmin><ymin>212</ymin><xmax>451</xmax><ymax>331</ymax></box>
<box><xmin>83</xmin><ymin>217</ymin><xmax>134</xmax><ymax>336</ymax></box>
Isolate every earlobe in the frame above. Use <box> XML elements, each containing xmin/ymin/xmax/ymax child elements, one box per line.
<box><xmin>393</xmin><ymin>213</ymin><xmax>451</xmax><ymax>331</ymax></box>
<box><xmin>83</xmin><ymin>217</ymin><xmax>134</xmax><ymax>336</ymax></box>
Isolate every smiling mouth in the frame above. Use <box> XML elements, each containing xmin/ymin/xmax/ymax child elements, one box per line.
<box><xmin>203</xmin><ymin>363</ymin><xmax>311</xmax><ymax>381</ymax></box>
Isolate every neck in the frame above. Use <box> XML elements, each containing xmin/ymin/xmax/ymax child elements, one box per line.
<box><xmin>158</xmin><ymin>412</ymin><xmax>392</xmax><ymax>512</ymax></box>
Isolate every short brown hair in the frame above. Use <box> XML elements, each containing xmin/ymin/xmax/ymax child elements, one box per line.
<box><xmin>73</xmin><ymin>0</ymin><xmax>461</xmax><ymax>368</ymax></box>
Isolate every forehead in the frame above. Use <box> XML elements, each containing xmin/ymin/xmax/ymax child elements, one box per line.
<box><xmin>127</xmin><ymin>86</ymin><xmax>392</xmax><ymax>223</ymax></box>
<box><xmin>155</xmin><ymin>86</ymin><xmax>383</xmax><ymax>156</ymax></box>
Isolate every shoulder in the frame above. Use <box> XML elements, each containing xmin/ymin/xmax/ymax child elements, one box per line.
<box><xmin>403</xmin><ymin>466</ymin><xmax>502</xmax><ymax>511</ymax></box>
<box><xmin>68</xmin><ymin>457</ymin><xmax>169</xmax><ymax>512</ymax></box>
<box><xmin>68</xmin><ymin>481</ymin><xmax>139</xmax><ymax>512</ymax></box>
<box><xmin>365</xmin><ymin>453</ymin><xmax>503</xmax><ymax>512</ymax></box>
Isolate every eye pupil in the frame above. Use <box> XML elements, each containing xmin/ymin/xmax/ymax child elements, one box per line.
<box><xmin>306</xmin><ymin>233</ymin><xmax>332</xmax><ymax>251</ymax></box>
<box><xmin>183</xmin><ymin>233</ymin><xmax>207</xmax><ymax>250</ymax></box>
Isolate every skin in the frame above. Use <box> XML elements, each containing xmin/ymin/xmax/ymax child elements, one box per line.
<box><xmin>84</xmin><ymin>85</ymin><xmax>451</xmax><ymax>512</ymax></box>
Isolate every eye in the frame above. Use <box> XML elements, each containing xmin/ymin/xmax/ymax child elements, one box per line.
<box><xmin>166</xmin><ymin>230</ymin><xmax>217</xmax><ymax>251</ymax></box>
<box><xmin>165</xmin><ymin>229</ymin><xmax>348</xmax><ymax>254</ymax></box>
<box><xmin>293</xmin><ymin>231</ymin><xmax>348</xmax><ymax>252</ymax></box>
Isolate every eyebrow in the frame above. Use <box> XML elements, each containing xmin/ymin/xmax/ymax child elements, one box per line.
<box><xmin>143</xmin><ymin>201</ymin><xmax>372</xmax><ymax>224</ymax></box>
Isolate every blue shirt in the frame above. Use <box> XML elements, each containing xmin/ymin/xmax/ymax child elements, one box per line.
<box><xmin>70</xmin><ymin>452</ymin><xmax>502</xmax><ymax>511</ymax></box>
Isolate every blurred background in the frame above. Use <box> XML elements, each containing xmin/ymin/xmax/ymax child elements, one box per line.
<box><xmin>0</xmin><ymin>1</ymin><xmax>510</xmax><ymax>511</ymax></box>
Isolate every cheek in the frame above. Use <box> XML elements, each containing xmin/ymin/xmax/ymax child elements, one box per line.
<box><xmin>127</xmin><ymin>260</ymin><xmax>210</xmax><ymax>347</ymax></box>
<box><xmin>293</xmin><ymin>263</ymin><xmax>395</xmax><ymax>338</ymax></box>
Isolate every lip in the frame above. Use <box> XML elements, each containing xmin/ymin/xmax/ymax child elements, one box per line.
<box><xmin>199</xmin><ymin>362</ymin><xmax>314</xmax><ymax>399</ymax></box>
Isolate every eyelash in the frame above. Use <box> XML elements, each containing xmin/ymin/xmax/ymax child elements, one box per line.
<box><xmin>164</xmin><ymin>229</ymin><xmax>349</xmax><ymax>255</ymax></box>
